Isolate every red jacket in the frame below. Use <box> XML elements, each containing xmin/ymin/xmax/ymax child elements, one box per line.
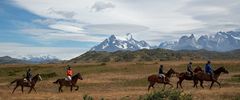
<box><xmin>66</xmin><ymin>69</ymin><xmax>73</xmax><ymax>76</ymax></box>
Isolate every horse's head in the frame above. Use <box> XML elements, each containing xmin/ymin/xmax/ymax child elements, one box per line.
<box><xmin>218</xmin><ymin>67</ymin><xmax>229</xmax><ymax>74</ymax></box>
<box><xmin>36</xmin><ymin>74</ymin><xmax>43</xmax><ymax>81</ymax></box>
<box><xmin>77</xmin><ymin>73</ymin><xmax>83</xmax><ymax>80</ymax></box>
<box><xmin>194</xmin><ymin>66</ymin><xmax>203</xmax><ymax>73</ymax></box>
<box><xmin>169</xmin><ymin>68</ymin><xmax>176</xmax><ymax>74</ymax></box>
<box><xmin>166</xmin><ymin>68</ymin><xmax>177</xmax><ymax>77</ymax></box>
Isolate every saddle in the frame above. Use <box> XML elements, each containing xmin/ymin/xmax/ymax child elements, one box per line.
<box><xmin>23</xmin><ymin>78</ymin><xmax>27</xmax><ymax>82</ymax></box>
<box><xmin>185</xmin><ymin>72</ymin><xmax>192</xmax><ymax>76</ymax></box>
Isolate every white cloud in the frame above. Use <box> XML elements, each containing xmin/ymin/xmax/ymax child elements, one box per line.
<box><xmin>10</xmin><ymin>0</ymin><xmax>240</xmax><ymax>45</ymax></box>
<box><xmin>0</xmin><ymin>43</ymin><xmax>86</xmax><ymax>60</ymax></box>
<box><xmin>22</xmin><ymin>28</ymin><xmax>105</xmax><ymax>42</ymax></box>
<box><xmin>84</xmin><ymin>24</ymin><xmax>149</xmax><ymax>35</ymax></box>
<box><xmin>49</xmin><ymin>24</ymin><xmax>84</xmax><ymax>33</ymax></box>
<box><xmin>33</xmin><ymin>18</ymin><xmax>57</xmax><ymax>25</ymax></box>
<box><xmin>91</xmin><ymin>1</ymin><xmax>115</xmax><ymax>12</ymax></box>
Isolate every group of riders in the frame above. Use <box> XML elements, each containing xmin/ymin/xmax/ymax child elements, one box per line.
<box><xmin>24</xmin><ymin>60</ymin><xmax>215</xmax><ymax>85</ymax></box>
<box><xmin>24</xmin><ymin>65</ymin><xmax>73</xmax><ymax>85</ymax></box>
<box><xmin>158</xmin><ymin>60</ymin><xmax>215</xmax><ymax>82</ymax></box>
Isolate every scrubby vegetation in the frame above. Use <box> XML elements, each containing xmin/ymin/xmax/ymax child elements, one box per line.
<box><xmin>138</xmin><ymin>89</ymin><xmax>192</xmax><ymax>100</ymax></box>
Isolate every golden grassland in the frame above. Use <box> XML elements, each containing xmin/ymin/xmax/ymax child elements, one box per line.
<box><xmin>0</xmin><ymin>60</ymin><xmax>240</xmax><ymax>100</ymax></box>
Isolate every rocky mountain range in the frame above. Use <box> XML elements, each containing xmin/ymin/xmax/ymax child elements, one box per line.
<box><xmin>0</xmin><ymin>55</ymin><xmax>60</xmax><ymax>64</ymax></box>
<box><xmin>159</xmin><ymin>31</ymin><xmax>240</xmax><ymax>51</ymax></box>
<box><xmin>91</xmin><ymin>31</ymin><xmax>240</xmax><ymax>52</ymax></box>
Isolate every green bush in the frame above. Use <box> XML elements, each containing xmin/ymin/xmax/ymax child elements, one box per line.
<box><xmin>138</xmin><ymin>89</ymin><xmax>192</xmax><ymax>100</ymax></box>
<box><xmin>83</xmin><ymin>94</ymin><xmax>94</xmax><ymax>100</ymax></box>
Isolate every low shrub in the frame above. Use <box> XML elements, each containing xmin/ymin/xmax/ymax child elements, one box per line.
<box><xmin>138</xmin><ymin>89</ymin><xmax>192</xmax><ymax>100</ymax></box>
<box><xmin>83</xmin><ymin>94</ymin><xmax>94</xmax><ymax>100</ymax></box>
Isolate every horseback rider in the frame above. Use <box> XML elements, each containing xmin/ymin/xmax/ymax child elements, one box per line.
<box><xmin>205</xmin><ymin>61</ymin><xmax>215</xmax><ymax>80</ymax></box>
<box><xmin>66</xmin><ymin>65</ymin><xmax>73</xmax><ymax>85</ymax></box>
<box><xmin>158</xmin><ymin>65</ymin><xmax>166</xmax><ymax>83</ymax></box>
<box><xmin>187</xmin><ymin>62</ymin><xmax>193</xmax><ymax>76</ymax></box>
<box><xmin>26</xmin><ymin>68</ymin><xmax>32</xmax><ymax>85</ymax></box>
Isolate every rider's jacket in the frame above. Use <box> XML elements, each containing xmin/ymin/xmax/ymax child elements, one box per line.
<box><xmin>66</xmin><ymin>69</ymin><xmax>73</xmax><ymax>76</ymax></box>
<box><xmin>159</xmin><ymin>67</ymin><xmax>164</xmax><ymax>74</ymax></box>
<box><xmin>187</xmin><ymin>64</ymin><xmax>193</xmax><ymax>72</ymax></box>
<box><xmin>205</xmin><ymin>64</ymin><xmax>213</xmax><ymax>74</ymax></box>
<box><xmin>26</xmin><ymin>70</ymin><xmax>32</xmax><ymax>79</ymax></box>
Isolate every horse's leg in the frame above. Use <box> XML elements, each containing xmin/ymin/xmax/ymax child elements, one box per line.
<box><xmin>148</xmin><ymin>84</ymin><xmax>151</xmax><ymax>91</ymax></box>
<box><xmin>193</xmin><ymin>80</ymin><xmax>198</xmax><ymax>88</ymax></box>
<box><xmin>179</xmin><ymin>80</ymin><xmax>183</xmax><ymax>89</ymax></box>
<box><xmin>21</xmin><ymin>85</ymin><xmax>24</xmax><ymax>93</ymax></box>
<box><xmin>58</xmin><ymin>86</ymin><xmax>62</xmax><ymax>93</ymax></box>
<box><xmin>215</xmin><ymin>80</ymin><xmax>221</xmax><ymax>88</ymax></box>
<box><xmin>148</xmin><ymin>82</ymin><xmax>155</xmax><ymax>91</ymax></box>
<box><xmin>210</xmin><ymin>81</ymin><xmax>214</xmax><ymax>89</ymax></box>
<box><xmin>33</xmin><ymin>87</ymin><xmax>37</xmax><ymax>93</ymax></box>
<box><xmin>70</xmin><ymin>85</ymin><xmax>73</xmax><ymax>92</ymax></box>
<box><xmin>200</xmin><ymin>80</ymin><xmax>204</xmax><ymax>88</ymax></box>
<box><xmin>177</xmin><ymin>79</ymin><xmax>181</xmax><ymax>88</ymax></box>
<box><xmin>12</xmin><ymin>85</ymin><xmax>18</xmax><ymax>94</ymax></box>
<box><xmin>28</xmin><ymin>87</ymin><xmax>33</xmax><ymax>94</ymax></box>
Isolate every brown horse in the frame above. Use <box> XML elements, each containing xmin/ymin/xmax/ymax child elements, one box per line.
<box><xmin>176</xmin><ymin>66</ymin><xmax>203</xmax><ymax>89</ymax></box>
<box><xmin>53</xmin><ymin>73</ymin><xmax>83</xmax><ymax>92</ymax></box>
<box><xmin>193</xmin><ymin>67</ymin><xmax>228</xmax><ymax>89</ymax></box>
<box><xmin>10</xmin><ymin>74</ymin><xmax>42</xmax><ymax>94</ymax></box>
<box><xmin>147</xmin><ymin>68</ymin><xmax>176</xmax><ymax>91</ymax></box>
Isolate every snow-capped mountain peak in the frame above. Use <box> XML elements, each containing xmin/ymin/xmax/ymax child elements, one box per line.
<box><xmin>90</xmin><ymin>33</ymin><xmax>152</xmax><ymax>52</ymax></box>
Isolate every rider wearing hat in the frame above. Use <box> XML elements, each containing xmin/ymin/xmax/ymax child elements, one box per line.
<box><xmin>26</xmin><ymin>68</ymin><xmax>32</xmax><ymax>85</ymax></box>
<box><xmin>158</xmin><ymin>65</ymin><xmax>166</xmax><ymax>83</ymax></box>
<box><xmin>66</xmin><ymin>65</ymin><xmax>73</xmax><ymax>85</ymax></box>
<box><xmin>205</xmin><ymin>61</ymin><xmax>215</xmax><ymax>80</ymax></box>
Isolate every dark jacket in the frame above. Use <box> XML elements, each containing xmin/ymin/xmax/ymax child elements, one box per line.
<box><xmin>26</xmin><ymin>70</ymin><xmax>32</xmax><ymax>79</ymax></box>
<box><xmin>205</xmin><ymin>64</ymin><xmax>213</xmax><ymax>74</ymax></box>
<box><xmin>159</xmin><ymin>67</ymin><xmax>164</xmax><ymax>74</ymax></box>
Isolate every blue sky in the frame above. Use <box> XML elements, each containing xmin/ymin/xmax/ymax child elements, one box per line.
<box><xmin>0</xmin><ymin>0</ymin><xmax>240</xmax><ymax>59</ymax></box>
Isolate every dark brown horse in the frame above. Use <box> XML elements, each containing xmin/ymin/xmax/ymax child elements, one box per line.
<box><xmin>10</xmin><ymin>74</ymin><xmax>42</xmax><ymax>94</ymax></box>
<box><xmin>147</xmin><ymin>68</ymin><xmax>176</xmax><ymax>91</ymax></box>
<box><xmin>53</xmin><ymin>73</ymin><xmax>83</xmax><ymax>92</ymax></box>
<box><xmin>193</xmin><ymin>67</ymin><xmax>228</xmax><ymax>89</ymax></box>
<box><xmin>176</xmin><ymin>66</ymin><xmax>203</xmax><ymax>89</ymax></box>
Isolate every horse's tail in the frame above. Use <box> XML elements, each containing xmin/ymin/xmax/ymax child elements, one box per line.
<box><xmin>10</xmin><ymin>79</ymin><xmax>17</xmax><ymax>85</ymax></box>
<box><xmin>53</xmin><ymin>79</ymin><xmax>59</xmax><ymax>84</ymax></box>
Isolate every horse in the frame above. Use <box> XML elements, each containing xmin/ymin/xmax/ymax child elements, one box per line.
<box><xmin>53</xmin><ymin>73</ymin><xmax>83</xmax><ymax>92</ymax></box>
<box><xmin>10</xmin><ymin>74</ymin><xmax>42</xmax><ymax>94</ymax></box>
<box><xmin>147</xmin><ymin>68</ymin><xmax>176</xmax><ymax>91</ymax></box>
<box><xmin>193</xmin><ymin>67</ymin><xmax>228</xmax><ymax>89</ymax></box>
<box><xmin>176</xmin><ymin>66</ymin><xmax>203</xmax><ymax>89</ymax></box>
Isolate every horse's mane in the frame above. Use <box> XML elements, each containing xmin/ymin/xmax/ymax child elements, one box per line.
<box><xmin>32</xmin><ymin>74</ymin><xmax>39</xmax><ymax>79</ymax></box>
<box><xmin>214</xmin><ymin>67</ymin><xmax>224</xmax><ymax>74</ymax></box>
<box><xmin>165</xmin><ymin>68</ymin><xmax>174</xmax><ymax>77</ymax></box>
<box><xmin>72</xmin><ymin>73</ymin><xmax>79</xmax><ymax>79</ymax></box>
